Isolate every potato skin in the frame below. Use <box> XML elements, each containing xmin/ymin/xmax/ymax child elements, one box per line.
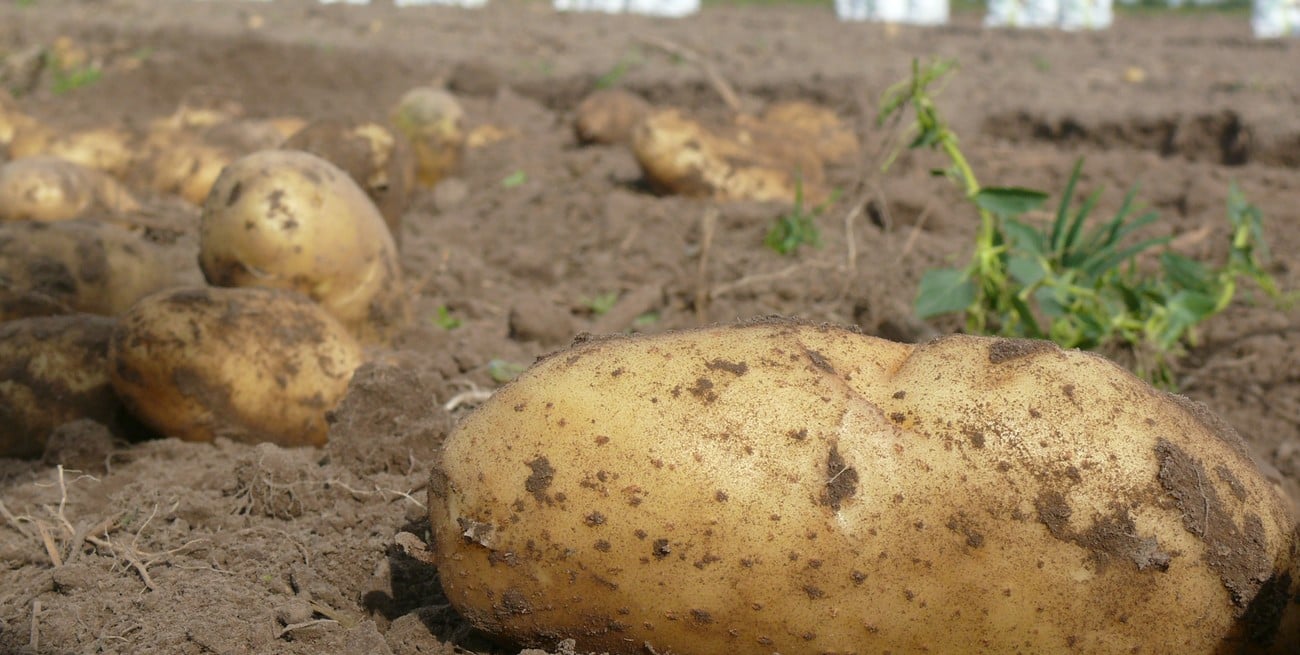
<box><xmin>0</xmin><ymin>314</ymin><xmax>127</xmax><ymax>458</ymax></box>
<box><xmin>199</xmin><ymin>149</ymin><xmax>409</xmax><ymax>345</ymax></box>
<box><xmin>430</xmin><ymin>321</ymin><xmax>1297</xmax><ymax>655</ymax></box>
<box><xmin>574</xmin><ymin>89</ymin><xmax>651</xmax><ymax>146</ymax></box>
<box><xmin>108</xmin><ymin>286</ymin><xmax>364</xmax><ymax>446</ymax></box>
<box><xmin>282</xmin><ymin>119</ymin><xmax>414</xmax><ymax>242</ymax></box>
<box><xmin>0</xmin><ymin>157</ymin><xmax>137</xmax><ymax>222</ymax></box>
<box><xmin>0</xmin><ymin>219</ymin><xmax>203</xmax><ymax>319</ymax></box>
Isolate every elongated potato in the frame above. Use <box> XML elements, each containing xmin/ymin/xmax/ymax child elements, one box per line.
<box><xmin>430</xmin><ymin>320</ymin><xmax>1298</xmax><ymax>655</ymax></box>
<box><xmin>0</xmin><ymin>157</ymin><xmax>138</xmax><ymax>222</ymax></box>
<box><xmin>199</xmin><ymin>149</ymin><xmax>409</xmax><ymax>344</ymax></box>
<box><xmin>108</xmin><ymin>286</ymin><xmax>364</xmax><ymax>446</ymax></box>
<box><xmin>7</xmin><ymin>123</ymin><xmax>139</xmax><ymax>177</ymax></box>
<box><xmin>0</xmin><ymin>314</ymin><xmax>131</xmax><ymax>458</ymax></box>
<box><xmin>0</xmin><ymin>219</ymin><xmax>203</xmax><ymax>319</ymax></box>
<box><xmin>631</xmin><ymin>108</ymin><xmax>826</xmax><ymax>204</ymax></box>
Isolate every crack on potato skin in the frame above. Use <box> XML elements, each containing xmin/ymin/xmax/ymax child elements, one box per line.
<box><xmin>1034</xmin><ymin>490</ymin><xmax>1173</xmax><ymax>573</ymax></box>
<box><xmin>524</xmin><ymin>456</ymin><xmax>555</xmax><ymax>502</ymax></box>
<box><xmin>820</xmin><ymin>444</ymin><xmax>858</xmax><ymax>510</ymax></box>
<box><xmin>804</xmin><ymin>348</ymin><xmax>835</xmax><ymax>374</ymax></box>
<box><xmin>1155</xmin><ymin>437</ymin><xmax>1273</xmax><ymax>609</ymax></box>
<box><xmin>987</xmin><ymin>337</ymin><xmax>1057</xmax><ymax>364</ymax></box>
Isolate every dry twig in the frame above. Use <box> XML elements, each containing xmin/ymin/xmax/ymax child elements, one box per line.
<box><xmin>693</xmin><ymin>208</ymin><xmax>719</xmax><ymax>322</ymax></box>
<box><xmin>635</xmin><ymin>35</ymin><xmax>741</xmax><ymax>113</ymax></box>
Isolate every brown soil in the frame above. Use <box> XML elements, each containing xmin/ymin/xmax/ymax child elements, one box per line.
<box><xmin>2</xmin><ymin>1</ymin><xmax>1299</xmax><ymax>653</ymax></box>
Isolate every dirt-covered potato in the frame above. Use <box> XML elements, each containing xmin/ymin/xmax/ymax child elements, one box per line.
<box><xmin>0</xmin><ymin>156</ymin><xmax>138</xmax><ymax>222</ymax></box>
<box><xmin>574</xmin><ymin>88</ymin><xmax>651</xmax><ymax>146</ymax></box>
<box><xmin>429</xmin><ymin>320</ymin><xmax>1298</xmax><ymax>655</ymax></box>
<box><xmin>631</xmin><ymin>108</ymin><xmax>827</xmax><ymax>204</ymax></box>
<box><xmin>0</xmin><ymin>219</ymin><xmax>203</xmax><ymax>320</ymax></box>
<box><xmin>199</xmin><ymin>149</ymin><xmax>408</xmax><ymax>344</ymax></box>
<box><xmin>108</xmin><ymin>286</ymin><xmax>364</xmax><ymax>446</ymax></box>
<box><xmin>0</xmin><ymin>314</ymin><xmax>132</xmax><ymax>458</ymax></box>
<box><xmin>282</xmin><ymin>119</ymin><xmax>414</xmax><ymax>240</ymax></box>
<box><xmin>7</xmin><ymin>123</ymin><xmax>139</xmax><ymax>177</ymax></box>
<box><xmin>391</xmin><ymin>87</ymin><xmax>465</xmax><ymax>187</ymax></box>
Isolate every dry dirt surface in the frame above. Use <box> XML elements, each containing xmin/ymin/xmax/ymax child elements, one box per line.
<box><xmin>2</xmin><ymin>0</ymin><xmax>1299</xmax><ymax>653</ymax></box>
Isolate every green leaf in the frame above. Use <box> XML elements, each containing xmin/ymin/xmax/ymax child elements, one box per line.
<box><xmin>915</xmin><ymin>268</ymin><xmax>976</xmax><ymax>318</ymax></box>
<box><xmin>1051</xmin><ymin>159</ymin><xmax>1086</xmax><ymax>251</ymax></box>
<box><xmin>974</xmin><ymin>187</ymin><xmax>1049</xmax><ymax>217</ymax></box>
<box><xmin>501</xmin><ymin>170</ymin><xmax>527</xmax><ymax>188</ymax></box>
<box><xmin>1004</xmin><ymin>218</ymin><xmax>1047</xmax><ymax>256</ymax></box>
<box><xmin>1007</xmin><ymin>253</ymin><xmax>1046</xmax><ymax>287</ymax></box>
<box><xmin>487</xmin><ymin>359</ymin><xmax>527</xmax><ymax>384</ymax></box>
<box><xmin>1160</xmin><ymin>252</ymin><xmax>1213</xmax><ymax>293</ymax></box>
<box><xmin>1157</xmin><ymin>291</ymin><xmax>1218</xmax><ymax>348</ymax></box>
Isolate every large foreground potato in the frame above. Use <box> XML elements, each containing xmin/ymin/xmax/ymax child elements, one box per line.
<box><xmin>0</xmin><ymin>314</ymin><xmax>130</xmax><ymax>458</ymax></box>
<box><xmin>430</xmin><ymin>320</ymin><xmax>1298</xmax><ymax>654</ymax></box>
<box><xmin>199</xmin><ymin>150</ymin><xmax>409</xmax><ymax>344</ymax></box>
<box><xmin>0</xmin><ymin>219</ymin><xmax>203</xmax><ymax>320</ymax></box>
<box><xmin>108</xmin><ymin>286</ymin><xmax>364</xmax><ymax>447</ymax></box>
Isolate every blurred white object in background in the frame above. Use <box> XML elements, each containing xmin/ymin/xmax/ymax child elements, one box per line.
<box><xmin>1058</xmin><ymin>0</ymin><xmax>1113</xmax><ymax>29</ymax></box>
<box><xmin>984</xmin><ymin>0</ymin><xmax>1061</xmax><ymax>27</ymax></box>
<box><xmin>391</xmin><ymin>0</ymin><xmax>489</xmax><ymax>5</ymax></box>
<box><xmin>1253</xmin><ymin>0</ymin><xmax>1300</xmax><ymax>37</ymax></box>
<box><xmin>834</xmin><ymin>0</ymin><xmax>950</xmax><ymax>23</ymax></box>
<box><xmin>553</xmin><ymin>0</ymin><xmax>625</xmax><ymax>12</ymax></box>
<box><xmin>553</xmin><ymin>0</ymin><xmax>698</xmax><ymax>15</ymax></box>
<box><xmin>626</xmin><ymin>0</ymin><xmax>701</xmax><ymax>16</ymax></box>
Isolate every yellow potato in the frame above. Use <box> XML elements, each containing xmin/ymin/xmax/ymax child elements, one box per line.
<box><xmin>0</xmin><ymin>314</ymin><xmax>127</xmax><ymax>458</ymax></box>
<box><xmin>391</xmin><ymin>87</ymin><xmax>465</xmax><ymax>187</ymax></box>
<box><xmin>199</xmin><ymin>149</ymin><xmax>409</xmax><ymax>345</ymax></box>
<box><xmin>108</xmin><ymin>286</ymin><xmax>364</xmax><ymax>446</ymax></box>
<box><xmin>743</xmin><ymin>100</ymin><xmax>861</xmax><ymax>165</ymax></box>
<box><xmin>0</xmin><ymin>219</ymin><xmax>203</xmax><ymax>319</ymax></box>
<box><xmin>631</xmin><ymin>108</ymin><xmax>826</xmax><ymax>204</ymax></box>
<box><xmin>7</xmin><ymin>123</ymin><xmax>139</xmax><ymax>177</ymax></box>
<box><xmin>282</xmin><ymin>119</ymin><xmax>414</xmax><ymax>241</ymax></box>
<box><xmin>0</xmin><ymin>156</ymin><xmax>138</xmax><ymax>222</ymax></box>
<box><xmin>430</xmin><ymin>320</ymin><xmax>1298</xmax><ymax>655</ymax></box>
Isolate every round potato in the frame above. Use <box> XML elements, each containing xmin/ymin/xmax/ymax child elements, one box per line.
<box><xmin>0</xmin><ymin>314</ymin><xmax>131</xmax><ymax>458</ymax></box>
<box><xmin>198</xmin><ymin>149</ymin><xmax>409</xmax><ymax>344</ymax></box>
<box><xmin>631</xmin><ymin>108</ymin><xmax>826</xmax><ymax>204</ymax></box>
<box><xmin>0</xmin><ymin>156</ymin><xmax>138</xmax><ymax>222</ymax></box>
<box><xmin>430</xmin><ymin>320</ymin><xmax>1298</xmax><ymax>654</ymax></box>
<box><xmin>0</xmin><ymin>219</ymin><xmax>203</xmax><ymax>320</ymax></box>
<box><xmin>574</xmin><ymin>88</ymin><xmax>651</xmax><ymax>146</ymax></box>
<box><xmin>391</xmin><ymin>87</ymin><xmax>465</xmax><ymax>187</ymax></box>
<box><xmin>108</xmin><ymin>286</ymin><xmax>364</xmax><ymax>447</ymax></box>
<box><xmin>282</xmin><ymin>119</ymin><xmax>414</xmax><ymax>241</ymax></box>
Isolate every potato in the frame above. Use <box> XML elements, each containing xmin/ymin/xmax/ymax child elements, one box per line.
<box><xmin>0</xmin><ymin>219</ymin><xmax>203</xmax><ymax>319</ymax></box>
<box><xmin>631</xmin><ymin>108</ymin><xmax>827</xmax><ymax>204</ymax></box>
<box><xmin>574</xmin><ymin>89</ymin><xmax>651</xmax><ymax>146</ymax></box>
<box><xmin>0</xmin><ymin>314</ymin><xmax>131</xmax><ymax>458</ymax></box>
<box><xmin>429</xmin><ymin>320</ymin><xmax>1298</xmax><ymax>654</ymax></box>
<box><xmin>138</xmin><ymin>134</ymin><xmax>234</xmax><ymax>206</ymax></box>
<box><xmin>0</xmin><ymin>156</ymin><xmax>139</xmax><ymax>222</ymax></box>
<box><xmin>282</xmin><ymin>119</ymin><xmax>414</xmax><ymax>240</ymax></box>
<box><xmin>391</xmin><ymin>87</ymin><xmax>465</xmax><ymax>187</ymax></box>
<box><xmin>199</xmin><ymin>149</ymin><xmax>409</xmax><ymax>344</ymax></box>
<box><xmin>0</xmin><ymin>91</ymin><xmax>38</xmax><ymax>153</ymax></box>
<box><xmin>7</xmin><ymin>123</ymin><xmax>139</xmax><ymax>177</ymax></box>
<box><xmin>108</xmin><ymin>286</ymin><xmax>364</xmax><ymax>447</ymax></box>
